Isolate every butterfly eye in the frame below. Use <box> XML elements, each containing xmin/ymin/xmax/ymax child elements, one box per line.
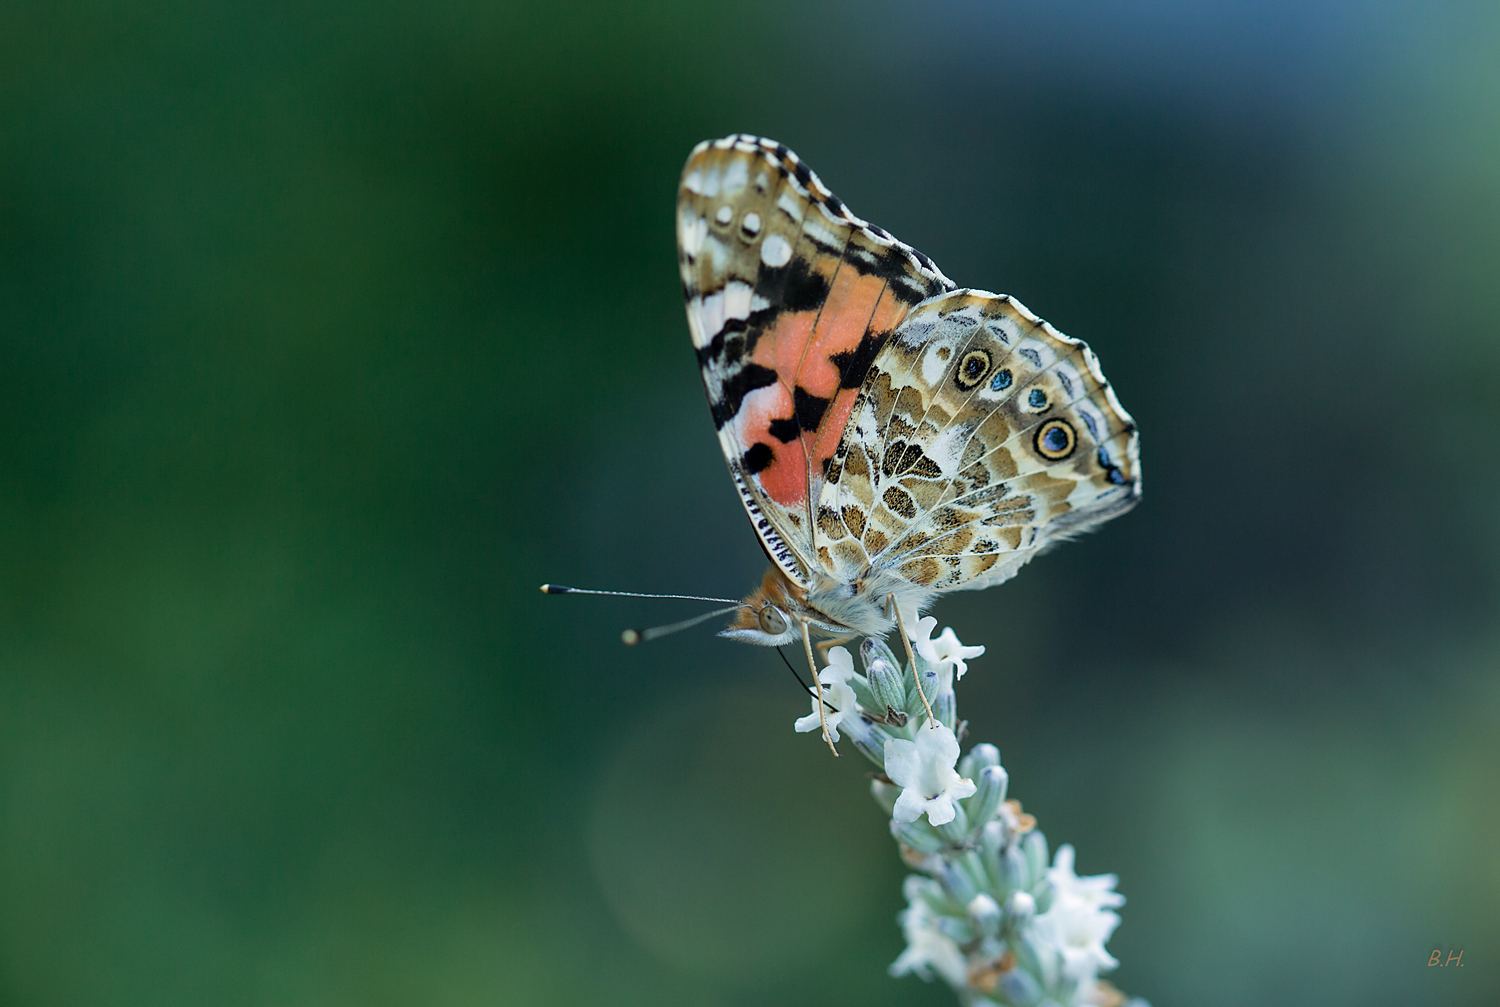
<box><xmin>758</xmin><ymin>605</ymin><xmax>788</xmax><ymax>636</ymax></box>
<box><xmin>990</xmin><ymin>368</ymin><xmax>1012</xmax><ymax>392</ymax></box>
<box><xmin>954</xmin><ymin>349</ymin><xmax>992</xmax><ymax>390</ymax></box>
<box><xmin>1034</xmin><ymin>418</ymin><xmax>1076</xmax><ymax>460</ymax></box>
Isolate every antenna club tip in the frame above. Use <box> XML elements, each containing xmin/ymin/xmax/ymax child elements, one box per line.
<box><xmin>540</xmin><ymin>584</ymin><xmax>567</xmax><ymax>594</ymax></box>
<box><xmin>621</xmin><ymin>629</ymin><xmax>641</xmax><ymax>646</ymax></box>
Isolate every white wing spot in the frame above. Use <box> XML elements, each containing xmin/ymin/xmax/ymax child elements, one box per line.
<box><xmin>761</xmin><ymin>234</ymin><xmax>793</xmax><ymax>267</ymax></box>
<box><xmin>699</xmin><ymin>289</ymin><xmax>724</xmax><ymax>343</ymax></box>
<box><xmin>715</xmin><ymin>205</ymin><xmax>734</xmax><ymax>225</ymax></box>
<box><xmin>776</xmin><ymin>191</ymin><xmax>804</xmax><ymax>223</ymax></box>
<box><xmin>685</xmin><ymin>297</ymin><xmax>709</xmax><ymax>349</ymax></box>
<box><xmin>803</xmin><ymin>218</ymin><xmax>841</xmax><ymax>249</ymax></box>
<box><xmin>722</xmin><ymin>281</ymin><xmax>752</xmax><ymax>325</ymax></box>
<box><xmin>742</xmin><ymin>211</ymin><xmax>761</xmax><ymax>236</ymax></box>
<box><xmin>683</xmin><ymin>171</ymin><xmax>705</xmax><ymax>195</ymax></box>
<box><xmin>680</xmin><ymin>214</ymin><xmax>707</xmax><ymax>257</ymax></box>
<box><xmin>722</xmin><ymin>158</ymin><xmax>749</xmax><ymax>195</ymax></box>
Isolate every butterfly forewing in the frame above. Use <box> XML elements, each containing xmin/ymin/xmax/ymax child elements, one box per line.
<box><xmin>678</xmin><ymin>135</ymin><xmax>953</xmax><ymax>582</ymax></box>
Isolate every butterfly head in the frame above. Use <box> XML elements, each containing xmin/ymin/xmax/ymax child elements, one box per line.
<box><xmin>718</xmin><ymin>566</ymin><xmax>842</xmax><ymax>646</ymax></box>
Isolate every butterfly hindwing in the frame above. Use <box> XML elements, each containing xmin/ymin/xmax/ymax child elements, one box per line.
<box><xmin>816</xmin><ymin>290</ymin><xmax>1141</xmax><ymax>592</ymax></box>
<box><xmin>678</xmin><ymin>135</ymin><xmax>954</xmax><ymax>582</ymax></box>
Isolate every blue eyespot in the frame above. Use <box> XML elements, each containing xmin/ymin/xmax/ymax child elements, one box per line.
<box><xmin>991</xmin><ymin>368</ymin><xmax>1012</xmax><ymax>391</ymax></box>
<box><xmin>1028</xmin><ymin>388</ymin><xmax>1048</xmax><ymax>409</ymax></box>
<box><xmin>1034</xmin><ymin>418</ymin><xmax>1076</xmax><ymax>459</ymax></box>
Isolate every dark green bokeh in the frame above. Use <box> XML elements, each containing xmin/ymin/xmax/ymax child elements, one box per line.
<box><xmin>2</xmin><ymin>2</ymin><xmax>1497</xmax><ymax>1005</ymax></box>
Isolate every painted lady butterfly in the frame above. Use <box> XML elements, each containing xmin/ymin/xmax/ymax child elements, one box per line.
<box><xmin>679</xmin><ymin>135</ymin><xmax>1141</xmax><ymax>650</ymax></box>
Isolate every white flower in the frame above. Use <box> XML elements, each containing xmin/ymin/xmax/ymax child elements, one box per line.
<box><xmin>884</xmin><ymin>722</ymin><xmax>977</xmax><ymax>826</ymax></box>
<box><xmin>909</xmin><ymin>616</ymin><xmax>986</xmax><ymax>682</ymax></box>
<box><xmin>1029</xmin><ymin>845</ymin><xmax>1125</xmax><ymax>983</ymax></box>
<box><xmin>889</xmin><ymin>877</ymin><xmax>969</xmax><ymax>986</ymax></box>
<box><xmin>794</xmin><ymin>646</ymin><xmax>859</xmax><ymax>743</ymax></box>
<box><xmin>1030</xmin><ymin>896</ymin><xmax>1121</xmax><ymax>983</ymax></box>
<box><xmin>1047</xmin><ymin>844</ymin><xmax>1125</xmax><ymax>911</ymax></box>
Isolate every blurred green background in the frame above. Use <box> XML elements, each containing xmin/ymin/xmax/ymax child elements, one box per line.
<box><xmin>2</xmin><ymin>2</ymin><xmax>1497</xmax><ymax>1005</ymax></box>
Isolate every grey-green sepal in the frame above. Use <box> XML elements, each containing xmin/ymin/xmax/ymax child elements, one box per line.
<box><xmin>864</xmin><ymin>655</ymin><xmax>908</xmax><ymax>725</ymax></box>
<box><xmin>964</xmin><ymin>764</ymin><xmax>1008</xmax><ymax>835</ymax></box>
<box><xmin>909</xmin><ymin>665</ymin><xmax>942</xmax><ymax>721</ymax></box>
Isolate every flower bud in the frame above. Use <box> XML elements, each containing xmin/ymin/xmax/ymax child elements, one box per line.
<box><xmin>863</xmin><ymin>655</ymin><xmax>908</xmax><ymax>724</ymax></box>
<box><xmin>860</xmin><ymin>636</ymin><xmax>901</xmax><ymax>675</ymax></box>
<box><xmin>968</xmin><ymin>893</ymin><xmax>1002</xmax><ymax>938</ymax></box>
<box><xmin>935</xmin><ymin>797</ymin><xmax>970</xmax><ymax>844</ymax></box>
<box><xmin>936</xmin><ymin>914</ymin><xmax>975</xmax><ymax>945</ymax></box>
<box><xmin>934</xmin><ymin>858</ymin><xmax>977</xmax><ymax>905</ymax></box>
<box><xmin>960</xmin><ymin>743</ymin><xmax>1001</xmax><ymax>779</ymax></box>
<box><xmin>998</xmin><ymin>965</ymin><xmax>1044</xmax><ymax>1007</ymax></box>
<box><xmin>1022</xmin><ymin>829</ymin><xmax>1050</xmax><ymax>890</ymax></box>
<box><xmin>980</xmin><ymin>819</ymin><xmax>1005</xmax><ymax>860</ymax></box>
<box><xmin>1014</xmin><ymin>931</ymin><xmax>1053</xmax><ymax>994</ymax></box>
<box><xmin>906</xmin><ymin>875</ymin><xmax>949</xmax><ymax>913</ymax></box>
<box><xmin>839</xmin><ymin>714</ymin><xmax>890</xmax><ymax>769</ymax></box>
<box><xmin>964</xmin><ymin>764</ymin><xmax>1009</xmax><ymax>834</ymax></box>
<box><xmin>996</xmin><ymin>844</ymin><xmax>1028</xmax><ymax>895</ymax></box>
<box><xmin>1002</xmin><ymin>890</ymin><xmax>1036</xmax><ymax>936</ymax></box>
<box><xmin>909</xmin><ymin>665</ymin><xmax>942</xmax><ymax>721</ymax></box>
<box><xmin>890</xmin><ymin>818</ymin><xmax>945</xmax><ymax>855</ymax></box>
<box><xmin>934</xmin><ymin>687</ymin><xmax>956</xmax><ymax>729</ymax></box>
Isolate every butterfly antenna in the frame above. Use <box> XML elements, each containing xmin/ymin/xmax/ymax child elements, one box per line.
<box><xmin>620</xmin><ymin>603</ymin><xmax>752</xmax><ymax>646</ymax></box>
<box><xmin>540</xmin><ymin>584</ymin><xmax>741</xmax><ymax>604</ymax></box>
<box><xmin>776</xmin><ymin>646</ymin><xmax>815</xmax><ymax>698</ymax></box>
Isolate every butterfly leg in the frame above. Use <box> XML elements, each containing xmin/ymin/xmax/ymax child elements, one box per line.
<box><xmin>888</xmin><ymin>594</ymin><xmax>936</xmax><ymax>729</ymax></box>
<box><xmin>801</xmin><ymin>619</ymin><xmax>840</xmax><ymax>757</ymax></box>
<box><xmin>815</xmin><ymin>634</ymin><xmax>857</xmax><ymax>662</ymax></box>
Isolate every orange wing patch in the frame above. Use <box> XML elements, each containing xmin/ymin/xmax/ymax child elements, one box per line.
<box><xmin>678</xmin><ymin>134</ymin><xmax>954</xmax><ymax>578</ymax></box>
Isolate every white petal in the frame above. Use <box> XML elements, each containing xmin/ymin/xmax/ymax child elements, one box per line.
<box><xmin>924</xmin><ymin>793</ymin><xmax>956</xmax><ymax>826</ymax></box>
<box><xmin>917</xmin><ymin>721</ymin><xmax>961</xmax><ymax>767</ymax></box>
<box><xmin>892</xmin><ymin>787</ymin><xmax>926</xmax><ymax>824</ymax></box>
<box><xmin>884</xmin><ymin>737</ymin><xmax>920</xmax><ymax>788</ymax></box>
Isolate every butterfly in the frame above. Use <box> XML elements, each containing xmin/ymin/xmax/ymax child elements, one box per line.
<box><xmin>678</xmin><ymin>135</ymin><xmax>1141</xmax><ymax>652</ymax></box>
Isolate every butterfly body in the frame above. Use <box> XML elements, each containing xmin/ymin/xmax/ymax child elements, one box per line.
<box><xmin>678</xmin><ymin>135</ymin><xmax>1141</xmax><ymax>645</ymax></box>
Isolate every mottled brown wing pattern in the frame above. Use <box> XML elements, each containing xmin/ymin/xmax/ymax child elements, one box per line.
<box><xmin>677</xmin><ymin>135</ymin><xmax>954</xmax><ymax>583</ymax></box>
<box><xmin>815</xmin><ymin>290</ymin><xmax>1141</xmax><ymax>593</ymax></box>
